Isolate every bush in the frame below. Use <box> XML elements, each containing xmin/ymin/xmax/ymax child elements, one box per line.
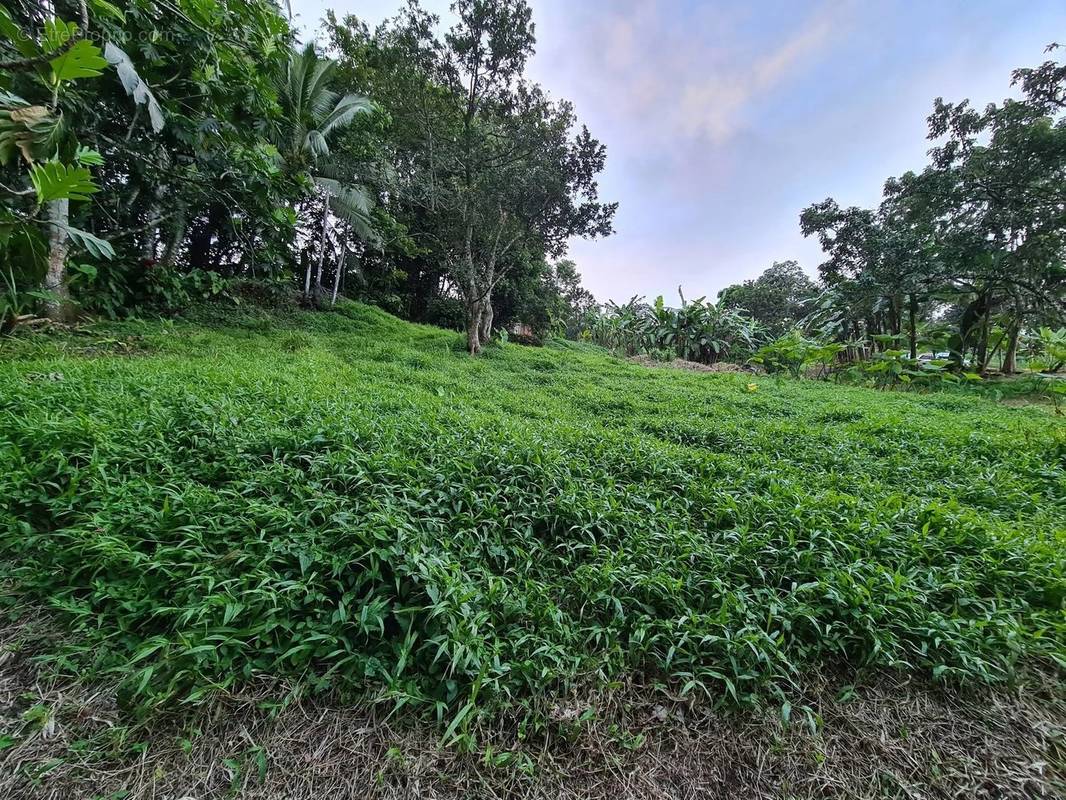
<box><xmin>70</xmin><ymin>263</ymin><xmax>234</xmax><ymax>316</ymax></box>
<box><xmin>749</xmin><ymin>331</ymin><xmax>844</xmax><ymax>378</ymax></box>
<box><xmin>424</xmin><ymin>296</ymin><xmax>466</xmax><ymax>332</ymax></box>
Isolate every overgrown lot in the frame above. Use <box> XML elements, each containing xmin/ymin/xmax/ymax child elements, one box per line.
<box><xmin>0</xmin><ymin>304</ymin><xmax>1063</xmax><ymax>726</ymax></box>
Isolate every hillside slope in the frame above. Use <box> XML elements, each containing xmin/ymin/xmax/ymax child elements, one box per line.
<box><xmin>0</xmin><ymin>302</ymin><xmax>1063</xmax><ymax>797</ymax></box>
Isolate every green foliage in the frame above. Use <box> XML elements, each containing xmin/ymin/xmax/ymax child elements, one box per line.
<box><xmin>750</xmin><ymin>331</ymin><xmax>844</xmax><ymax>378</ymax></box>
<box><xmin>1</xmin><ymin>306</ymin><xmax>1061</xmax><ymax>718</ymax></box>
<box><xmin>800</xmin><ymin>48</ymin><xmax>1066</xmax><ymax>372</ymax></box>
<box><xmin>718</xmin><ymin>261</ymin><xmax>818</xmax><ymax>338</ymax></box>
<box><xmin>1025</xmin><ymin>327</ymin><xmax>1066</xmax><ymax>373</ymax></box>
<box><xmin>1</xmin><ymin>265</ymin><xmax>49</xmax><ymax>332</ymax></box>
<box><xmin>28</xmin><ymin>160</ymin><xmax>99</xmax><ymax>203</ymax></box>
<box><xmin>586</xmin><ymin>292</ymin><xmax>762</xmax><ymax>364</ymax></box>
<box><xmin>845</xmin><ymin>348</ymin><xmax>978</xmax><ymax>390</ymax></box>
<box><xmin>49</xmin><ymin>39</ymin><xmax>108</xmax><ymax>85</ymax></box>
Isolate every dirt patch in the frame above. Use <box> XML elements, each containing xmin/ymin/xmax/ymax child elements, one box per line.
<box><xmin>629</xmin><ymin>355</ymin><xmax>754</xmax><ymax>374</ymax></box>
<box><xmin>1</xmin><ymin>613</ymin><xmax>1062</xmax><ymax>799</ymax></box>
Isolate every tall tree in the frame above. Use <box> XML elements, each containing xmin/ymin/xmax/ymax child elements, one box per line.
<box><xmin>328</xmin><ymin>0</ymin><xmax>615</xmax><ymax>353</ymax></box>
<box><xmin>275</xmin><ymin>43</ymin><xmax>378</xmax><ymax>302</ymax></box>
<box><xmin>718</xmin><ymin>260</ymin><xmax>817</xmax><ymax>338</ymax></box>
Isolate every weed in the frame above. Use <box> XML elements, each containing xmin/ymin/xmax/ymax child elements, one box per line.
<box><xmin>0</xmin><ymin>304</ymin><xmax>1062</xmax><ymax>724</ymax></box>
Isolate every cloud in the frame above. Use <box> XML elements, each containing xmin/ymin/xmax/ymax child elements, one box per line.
<box><xmin>676</xmin><ymin>5</ymin><xmax>839</xmax><ymax>142</ymax></box>
<box><xmin>563</xmin><ymin>1</ymin><xmax>846</xmax><ymax>146</ymax></box>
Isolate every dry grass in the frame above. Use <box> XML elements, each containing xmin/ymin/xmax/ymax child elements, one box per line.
<box><xmin>1</xmin><ymin>612</ymin><xmax>1062</xmax><ymax>800</ymax></box>
<box><xmin>627</xmin><ymin>355</ymin><xmax>754</xmax><ymax>374</ymax></box>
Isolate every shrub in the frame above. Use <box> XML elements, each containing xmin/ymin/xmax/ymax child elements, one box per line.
<box><xmin>749</xmin><ymin>331</ymin><xmax>844</xmax><ymax>378</ymax></box>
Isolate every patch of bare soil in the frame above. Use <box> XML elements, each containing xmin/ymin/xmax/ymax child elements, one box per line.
<box><xmin>1</xmin><ymin>614</ymin><xmax>1063</xmax><ymax>800</ymax></box>
<box><xmin>628</xmin><ymin>355</ymin><xmax>753</xmax><ymax>374</ymax></box>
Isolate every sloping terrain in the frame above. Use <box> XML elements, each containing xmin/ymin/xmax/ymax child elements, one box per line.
<box><xmin>0</xmin><ymin>303</ymin><xmax>1063</xmax><ymax>798</ymax></box>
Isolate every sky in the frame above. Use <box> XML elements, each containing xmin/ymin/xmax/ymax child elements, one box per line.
<box><xmin>289</xmin><ymin>0</ymin><xmax>1066</xmax><ymax>304</ymax></box>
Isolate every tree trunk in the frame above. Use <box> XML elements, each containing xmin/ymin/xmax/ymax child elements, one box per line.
<box><xmin>43</xmin><ymin>198</ymin><xmax>72</xmax><ymax>321</ymax></box>
<box><xmin>309</xmin><ymin>197</ymin><xmax>329</xmax><ymax>303</ymax></box>
<box><xmin>976</xmin><ymin>306</ymin><xmax>992</xmax><ymax>372</ymax></box>
<box><xmin>141</xmin><ymin>210</ymin><xmax>158</xmax><ymax>263</ymax></box>
<box><xmin>466</xmin><ymin>299</ymin><xmax>482</xmax><ymax>355</ymax></box>
<box><xmin>141</xmin><ymin>193</ymin><xmax>163</xmax><ymax>264</ymax></box>
<box><xmin>1002</xmin><ymin>297</ymin><xmax>1023</xmax><ymax>374</ymax></box>
<box><xmin>479</xmin><ymin>296</ymin><xmax>493</xmax><ymax>343</ymax></box>
<box><xmin>331</xmin><ymin>226</ymin><xmax>348</xmax><ymax>307</ymax></box>
<box><xmin>908</xmin><ymin>293</ymin><xmax>918</xmax><ymax>359</ymax></box>
<box><xmin>161</xmin><ymin>208</ymin><xmax>187</xmax><ymax>269</ymax></box>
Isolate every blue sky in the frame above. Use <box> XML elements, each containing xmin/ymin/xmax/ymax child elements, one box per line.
<box><xmin>291</xmin><ymin>0</ymin><xmax>1066</xmax><ymax>303</ymax></box>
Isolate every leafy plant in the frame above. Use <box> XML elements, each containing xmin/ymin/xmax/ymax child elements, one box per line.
<box><xmin>1025</xmin><ymin>327</ymin><xmax>1066</xmax><ymax>373</ymax></box>
<box><xmin>750</xmin><ymin>331</ymin><xmax>845</xmax><ymax>378</ymax></box>
<box><xmin>0</xmin><ymin>304</ymin><xmax>1060</xmax><ymax>722</ymax></box>
<box><xmin>29</xmin><ymin>160</ymin><xmax>100</xmax><ymax>203</ymax></box>
<box><xmin>584</xmin><ymin>290</ymin><xmax>763</xmax><ymax>364</ymax></box>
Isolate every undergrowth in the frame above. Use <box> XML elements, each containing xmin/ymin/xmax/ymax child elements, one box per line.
<box><xmin>0</xmin><ymin>301</ymin><xmax>1063</xmax><ymax>724</ymax></box>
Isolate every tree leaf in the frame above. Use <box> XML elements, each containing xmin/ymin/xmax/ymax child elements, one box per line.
<box><xmin>74</xmin><ymin>145</ymin><xmax>104</xmax><ymax>166</ymax></box>
<box><xmin>50</xmin><ymin>39</ymin><xmax>107</xmax><ymax>84</ymax></box>
<box><xmin>29</xmin><ymin>161</ymin><xmax>99</xmax><ymax>202</ymax></box>
<box><xmin>57</xmin><ymin>223</ymin><xmax>115</xmax><ymax>260</ymax></box>
<box><xmin>104</xmin><ymin>43</ymin><xmax>164</xmax><ymax>133</ymax></box>
<box><xmin>42</xmin><ymin>19</ymin><xmax>77</xmax><ymax>54</ymax></box>
<box><xmin>0</xmin><ymin>7</ymin><xmax>40</xmax><ymax>59</ymax></box>
<box><xmin>88</xmin><ymin>0</ymin><xmax>127</xmax><ymax>22</ymax></box>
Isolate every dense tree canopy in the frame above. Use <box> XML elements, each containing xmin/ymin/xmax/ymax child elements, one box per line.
<box><xmin>799</xmin><ymin>45</ymin><xmax>1065</xmax><ymax>370</ymax></box>
<box><xmin>324</xmin><ymin>0</ymin><xmax>615</xmax><ymax>352</ymax></box>
<box><xmin>718</xmin><ymin>260</ymin><xmax>817</xmax><ymax>338</ymax></box>
<box><xmin>0</xmin><ymin>0</ymin><xmax>614</xmax><ymax>348</ymax></box>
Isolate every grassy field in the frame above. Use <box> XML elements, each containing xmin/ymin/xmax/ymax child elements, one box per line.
<box><xmin>0</xmin><ymin>303</ymin><xmax>1063</xmax><ymax>796</ymax></box>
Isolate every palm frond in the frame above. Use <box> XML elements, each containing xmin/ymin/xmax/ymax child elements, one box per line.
<box><xmin>310</xmin><ymin>87</ymin><xmax>339</xmax><ymax>121</ymax></box>
<box><xmin>306</xmin><ymin>130</ymin><xmax>329</xmax><ymax>159</ymax></box>
<box><xmin>305</xmin><ymin>62</ymin><xmax>337</xmax><ymax>119</ymax></box>
<box><xmin>319</xmin><ymin>94</ymin><xmax>375</xmax><ymax>138</ymax></box>
<box><xmin>312</xmin><ymin>175</ymin><xmax>341</xmax><ymax>195</ymax></box>
<box><xmin>313</xmin><ymin>162</ymin><xmax>349</xmax><ymax>181</ymax></box>
<box><xmin>286</xmin><ymin>43</ymin><xmax>316</xmax><ymax>122</ymax></box>
<box><xmin>314</xmin><ymin>175</ymin><xmax>379</xmax><ymax>246</ymax></box>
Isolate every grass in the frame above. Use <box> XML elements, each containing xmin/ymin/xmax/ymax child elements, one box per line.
<box><xmin>0</xmin><ymin>301</ymin><xmax>1063</xmax><ymax>725</ymax></box>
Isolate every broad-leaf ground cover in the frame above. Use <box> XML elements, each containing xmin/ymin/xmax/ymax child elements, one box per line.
<box><xmin>0</xmin><ymin>303</ymin><xmax>1062</xmax><ymax>722</ymax></box>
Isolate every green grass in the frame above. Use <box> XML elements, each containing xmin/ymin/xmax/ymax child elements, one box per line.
<box><xmin>0</xmin><ymin>302</ymin><xmax>1063</xmax><ymax>720</ymax></box>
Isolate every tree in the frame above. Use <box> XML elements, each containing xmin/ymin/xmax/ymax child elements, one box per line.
<box><xmin>717</xmin><ymin>260</ymin><xmax>817</xmax><ymax>338</ymax></box>
<box><xmin>440</xmin><ymin>0</ymin><xmax>616</xmax><ymax>353</ymax></box>
<box><xmin>327</xmin><ymin>0</ymin><xmax>615</xmax><ymax>353</ymax></box>
<box><xmin>0</xmin><ymin>1</ymin><xmax>115</xmax><ymax>320</ymax></box>
<box><xmin>919</xmin><ymin>48</ymin><xmax>1066</xmax><ymax>371</ymax></box>
<box><xmin>275</xmin><ymin>43</ymin><xmax>378</xmax><ymax>302</ymax></box>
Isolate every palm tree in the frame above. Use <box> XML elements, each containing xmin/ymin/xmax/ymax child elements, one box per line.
<box><xmin>276</xmin><ymin>43</ymin><xmax>377</xmax><ymax>301</ymax></box>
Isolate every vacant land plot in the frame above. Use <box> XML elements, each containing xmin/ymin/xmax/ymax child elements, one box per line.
<box><xmin>0</xmin><ymin>304</ymin><xmax>1063</xmax><ymax>797</ymax></box>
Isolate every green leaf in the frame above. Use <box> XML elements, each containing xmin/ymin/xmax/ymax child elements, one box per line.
<box><xmin>29</xmin><ymin>161</ymin><xmax>99</xmax><ymax>202</ymax></box>
<box><xmin>59</xmin><ymin>224</ymin><xmax>116</xmax><ymax>260</ymax></box>
<box><xmin>74</xmin><ymin>145</ymin><xmax>104</xmax><ymax>166</ymax></box>
<box><xmin>50</xmin><ymin>39</ymin><xmax>107</xmax><ymax>84</ymax></box>
<box><xmin>0</xmin><ymin>7</ymin><xmax>40</xmax><ymax>59</ymax></box>
<box><xmin>88</xmin><ymin>0</ymin><xmax>127</xmax><ymax>22</ymax></box>
<box><xmin>440</xmin><ymin>701</ymin><xmax>475</xmax><ymax>746</ymax></box>
<box><xmin>42</xmin><ymin>19</ymin><xmax>77</xmax><ymax>54</ymax></box>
